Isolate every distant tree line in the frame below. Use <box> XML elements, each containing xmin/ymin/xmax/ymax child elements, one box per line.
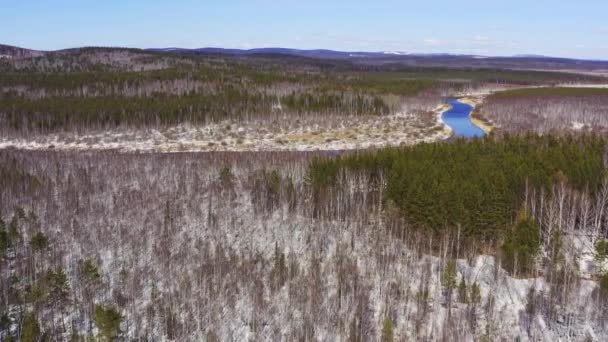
<box><xmin>0</xmin><ymin>62</ymin><xmax>446</xmax><ymax>133</ymax></box>
<box><xmin>478</xmin><ymin>87</ymin><xmax>608</xmax><ymax>134</ymax></box>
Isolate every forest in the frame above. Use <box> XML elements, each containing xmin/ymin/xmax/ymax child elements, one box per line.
<box><xmin>1</xmin><ymin>47</ymin><xmax>606</xmax><ymax>135</ymax></box>
<box><xmin>0</xmin><ymin>63</ymin><xmax>435</xmax><ymax>133</ymax></box>
<box><xmin>2</xmin><ymin>46</ymin><xmax>608</xmax><ymax>341</ymax></box>
<box><xmin>478</xmin><ymin>87</ymin><xmax>608</xmax><ymax>134</ymax></box>
<box><xmin>308</xmin><ymin>135</ymin><xmax>606</xmax><ymax>269</ymax></box>
<box><xmin>2</xmin><ymin>134</ymin><xmax>608</xmax><ymax>340</ymax></box>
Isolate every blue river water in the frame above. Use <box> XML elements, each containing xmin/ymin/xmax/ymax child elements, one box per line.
<box><xmin>442</xmin><ymin>99</ymin><xmax>485</xmax><ymax>138</ymax></box>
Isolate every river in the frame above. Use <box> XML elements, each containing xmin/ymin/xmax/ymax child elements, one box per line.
<box><xmin>442</xmin><ymin>99</ymin><xmax>485</xmax><ymax>138</ymax></box>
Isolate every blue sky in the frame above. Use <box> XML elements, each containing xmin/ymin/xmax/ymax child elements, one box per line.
<box><xmin>1</xmin><ymin>0</ymin><xmax>607</xmax><ymax>59</ymax></box>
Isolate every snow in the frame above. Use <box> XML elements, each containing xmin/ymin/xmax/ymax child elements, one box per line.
<box><xmin>572</xmin><ymin>121</ymin><xmax>586</xmax><ymax>130</ymax></box>
<box><xmin>382</xmin><ymin>51</ymin><xmax>410</xmax><ymax>56</ymax></box>
<box><xmin>557</xmin><ymin>84</ymin><xmax>608</xmax><ymax>89</ymax></box>
<box><xmin>0</xmin><ymin>111</ymin><xmax>450</xmax><ymax>153</ymax></box>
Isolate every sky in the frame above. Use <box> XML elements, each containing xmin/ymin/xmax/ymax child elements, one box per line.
<box><xmin>1</xmin><ymin>0</ymin><xmax>607</xmax><ymax>60</ymax></box>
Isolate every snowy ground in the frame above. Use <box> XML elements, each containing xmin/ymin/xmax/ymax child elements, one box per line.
<box><xmin>0</xmin><ymin>111</ymin><xmax>449</xmax><ymax>152</ymax></box>
<box><xmin>556</xmin><ymin>83</ymin><xmax>608</xmax><ymax>88</ymax></box>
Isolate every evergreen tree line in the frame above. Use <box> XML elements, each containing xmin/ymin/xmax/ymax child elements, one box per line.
<box><xmin>307</xmin><ymin>135</ymin><xmax>607</xmax><ymax>270</ymax></box>
<box><xmin>0</xmin><ymin>62</ymin><xmax>448</xmax><ymax>133</ymax></box>
<box><xmin>0</xmin><ymin>90</ymin><xmax>393</xmax><ymax>132</ymax></box>
<box><xmin>0</xmin><ymin>64</ymin><xmax>311</xmax><ymax>96</ymax></box>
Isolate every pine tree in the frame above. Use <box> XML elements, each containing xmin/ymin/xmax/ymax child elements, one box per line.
<box><xmin>30</xmin><ymin>232</ymin><xmax>49</xmax><ymax>252</ymax></box>
<box><xmin>595</xmin><ymin>240</ymin><xmax>608</xmax><ymax>262</ymax></box>
<box><xmin>458</xmin><ymin>278</ymin><xmax>468</xmax><ymax>304</ymax></box>
<box><xmin>502</xmin><ymin>209</ymin><xmax>540</xmax><ymax>276</ymax></box>
<box><xmin>94</xmin><ymin>304</ymin><xmax>122</xmax><ymax>341</ymax></box>
<box><xmin>81</xmin><ymin>259</ymin><xmax>101</xmax><ymax>283</ymax></box>
<box><xmin>20</xmin><ymin>313</ymin><xmax>40</xmax><ymax>342</ymax></box>
<box><xmin>442</xmin><ymin>260</ymin><xmax>458</xmax><ymax>319</ymax></box>
<box><xmin>381</xmin><ymin>317</ymin><xmax>394</xmax><ymax>342</ymax></box>
<box><xmin>46</xmin><ymin>268</ymin><xmax>70</xmax><ymax>307</ymax></box>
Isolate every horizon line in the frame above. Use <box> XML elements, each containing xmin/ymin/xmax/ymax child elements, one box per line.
<box><xmin>3</xmin><ymin>42</ymin><xmax>608</xmax><ymax>63</ymax></box>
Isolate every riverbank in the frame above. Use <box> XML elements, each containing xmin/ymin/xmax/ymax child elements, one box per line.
<box><xmin>458</xmin><ymin>97</ymin><xmax>494</xmax><ymax>134</ymax></box>
<box><xmin>470</xmin><ymin>116</ymin><xmax>493</xmax><ymax>134</ymax></box>
<box><xmin>435</xmin><ymin>103</ymin><xmax>453</xmax><ymax>137</ymax></box>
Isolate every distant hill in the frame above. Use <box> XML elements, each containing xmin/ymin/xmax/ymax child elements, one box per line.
<box><xmin>148</xmin><ymin>47</ymin><xmax>608</xmax><ymax>71</ymax></box>
<box><xmin>3</xmin><ymin>43</ymin><xmax>608</xmax><ymax>72</ymax></box>
<box><xmin>148</xmin><ymin>47</ymin><xmax>447</xmax><ymax>60</ymax></box>
<box><xmin>0</xmin><ymin>44</ymin><xmax>152</xmax><ymax>59</ymax></box>
<box><xmin>0</xmin><ymin>44</ymin><xmax>45</xmax><ymax>59</ymax></box>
